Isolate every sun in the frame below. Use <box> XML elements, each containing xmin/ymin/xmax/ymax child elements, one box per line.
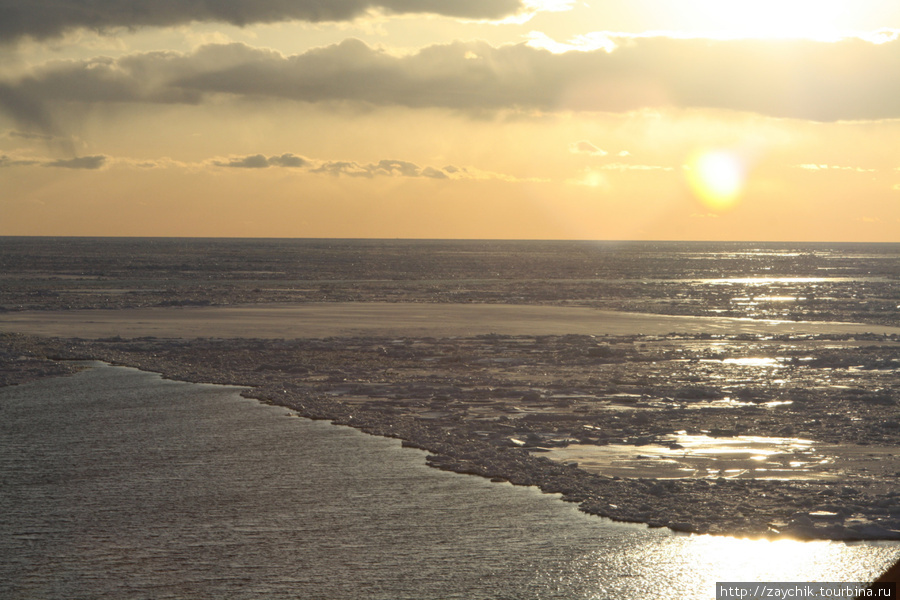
<box><xmin>686</xmin><ymin>150</ymin><xmax>746</xmax><ymax>211</ymax></box>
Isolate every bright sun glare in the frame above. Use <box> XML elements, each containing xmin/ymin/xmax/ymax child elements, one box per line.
<box><xmin>689</xmin><ymin>0</ymin><xmax>849</xmax><ymax>39</ymax></box>
<box><xmin>682</xmin><ymin>536</ymin><xmax>842</xmax><ymax>581</ymax></box>
<box><xmin>686</xmin><ymin>150</ymin><xmax>745</xmax><ymax>211</ymax></box>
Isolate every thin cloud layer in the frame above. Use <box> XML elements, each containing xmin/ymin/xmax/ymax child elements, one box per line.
<box><xmin>44</xmin><ymin>155</ymin><xmax>107</xmax><ymax>169</ymax></box>
<box><xmin>0</xmin><ymin>154</ymin><xmax>107</xmax><ymax>169</ymax></box>
<box><xmin>7</xmin><ymin>130</ymin><xmax>54</xmax><ymax>140</ymax></box>
<box><xmin>0</xmin><ymin>154</ymin><xmax>40</xmax><ymax>167</ymax></box>
<box><xmin>795</xmin><ymin>163</ymin><xmax>876</xmax><ymax>172</ymax></box>
<box><xmin>214</xmin><ymin>154</ymin><xmax>455</xmax><ymax>179</ymax></box>
<box><xmin>0</xmin><ymin>0</ymin><xmax>525</xmax><ymax>41</ymax></box>
<box><xmin>569</xmin><ymin>141</ymin><xmax>608</xmax><ymax>156</ymax></box>
<box><xmin>6</xmin><ymin>36</ymin><xmax>900</xmax><ymax>125</ymax></box>
<box><xmin>214</xmin><ymin>153</ymin><xmax>307</xmax><ymax>169</ymax></box>
<box><xmin>216</xmin><ymin>156</ymin><xmax>542</xmax><ymax>181</ymax></box>
<box><xmin>1</xmin><ymin>150</ymin><xmax>531</xmax><ymax>180</ymax></box>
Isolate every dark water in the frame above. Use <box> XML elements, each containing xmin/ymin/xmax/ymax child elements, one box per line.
<box><xmin>2</xmin><ymin>238</ymin><xmax>898</xmax><ymax>326</ymax></box>
<box><xmin>1</xmin><ymin>364</ymin><xmax>897</xmax><ymax>599</ymax></box>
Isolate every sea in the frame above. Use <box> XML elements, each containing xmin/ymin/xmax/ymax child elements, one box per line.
<box><xmin>2</xmin><ymin>238</ymin><xmax>900</xmax><ymax>598</ymax></box>
<box><xmin>1</xmin><ymin>363</ymin><xmax>897</xmax><ymax>600</ymax></box>
<box><xmin>2</xmin><ymin>238</ymin><xmax>899</xmax><ymax>326</ymax></box>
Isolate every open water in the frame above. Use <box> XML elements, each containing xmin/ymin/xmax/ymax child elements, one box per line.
<box><xmin>1</xmin><ymin>363</ymin><xmax>897</xmax><ymax>599</ymax></box>
<box><xmin>2</xmin><ymin>239</ymin><xmax>899</xmax><ymax>327</ymax></box>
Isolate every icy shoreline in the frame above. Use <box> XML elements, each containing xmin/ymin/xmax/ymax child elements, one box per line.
<box><xmin>4</xmin><ymin>322</ymin><xmax>900</xmax><ymax>542</ymax></box>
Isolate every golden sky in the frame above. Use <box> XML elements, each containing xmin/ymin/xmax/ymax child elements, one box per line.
<box><xmin>2</xmin><ymin>0</ymin><xmax>900</xmax><ymax>240</ymax></box>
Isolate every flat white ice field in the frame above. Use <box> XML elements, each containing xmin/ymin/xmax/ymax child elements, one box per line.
<box><xmin>2</xmin><ymin>302</ymin><xmax>899</xmax><ymax>339</ymax></box>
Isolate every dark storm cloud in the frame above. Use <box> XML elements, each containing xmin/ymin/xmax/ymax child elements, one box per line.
<box><xmin>0</xmin><ymin>0</ymin><xmax>524</xmax><ymax>41</ymax></box>
<box><xmin>6</xmin><ymin>37</ymin><xmax>900</xmax><ymax>121</ymax></box>
<box><xmin>45</xmin><ymin>155</ymin><xmax>107</xmax><ymax>169</ymax></box>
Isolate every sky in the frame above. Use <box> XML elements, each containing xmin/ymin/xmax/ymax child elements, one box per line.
<box><xmin>2</xmin><ymin>1</ymin><xmax>900</xmax><ymax>240</ymax></box>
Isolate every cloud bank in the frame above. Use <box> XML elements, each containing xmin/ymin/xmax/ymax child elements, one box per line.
<box><xmin>0</xmin><ymin>0</ymin><xmax>525</xmax><ymax>41</ymax></box>
<box><xmin>214</xmin><ymin>153</ymin><xmax>308</xmax><ymax>169</ymax></box>
<box><xmin>5</xmin><ymin>36</ymin><xmax>900</xmax><ymax>124</ymax></box>
<box><xmin>212</xmin><ymin>154</ymin><xmax>533</xmax><ymax>180</ymax></box>
<box><xmin>1</xmin><ymin>151</ymin><xmax>538</xmax><ymax>181</ymax></box>
<box><xmin>45</xmin><ymin>155</ymin><xmax>107</xmax><ymax>169</ymax></box>
<box><xmin>0</xmin><ymin>154</ymin><xmax>40</xmax><ymax>167</ymax></box>
<box><xmin>1</xmin><ymin>154</ymin><xmax>107</xmax><ymax>169</ymax></box>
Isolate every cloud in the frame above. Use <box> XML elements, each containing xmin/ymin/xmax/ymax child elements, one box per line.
<box><xmin>115</xmin><ymin>156</ymin><xmax>191</xmax><ymax>169</ymax></box>
<box><xmin>0</xmin><ymin>152</ymin><xmax>106</xmax><ymax>168</ymax></box>
<box><xmin>372</xmin><ymin>159</ymin><xmax>421</xmax><ymax>177</ymax></box>
<box><xmin>167</xmin><ymin>37</ymin><xmax>900</xmax><ymax>120</ymax></box>
<box><xmin>3</xmin><ymin>149</ymin><xmax>540</xmax><ymax>181</ymax></box>
<box><xmin>212</xmin><ymin>154</ymin><xmax>455</xmax><ymax>178</ymax></box>
<box><xmin>421</xmin><ymin>166</ymin><xmax>449</xmax><ymax>179</ymax></box>
<box><xmin>310</xmin><ymin>158</ymin><xmax>460</xmax><ymax>179</ymax></box>
<box><xmin>7</xmin><ymin>130</ymin><xmax>54</xmax><ymax>140</ymax></box>
<box><xmin>569</xmin><ymin>140</ymin><xmax>608</xmax><ymax>156</ymax></box>
<box><xmin>0</xmin><ymin>83</ymin><xmax>77</xmax><ymax>155</ymax></box>
<box><xmin>598</xmin><ymin>162</ymin><xmax>674</xmax><ymax>171</ymax></box>
<box><xmin>0</xmin><ymin>0</ymin><xmax>526</xmax><ymax>41</ymax></box>
<box><xmin>315</xmin><ymin>159</ymin><xmax>546</xmax><ymax>181</ymax></box>
<box><xmin>215</xmin><ymin>154</ymin><xmax>274</xmax><ymax>169</ymax></box>
<box><xmin>795</xmin><ymin>163</ymin><xmax>876</xmax><ymax>172</ymax></box>
<box><xmin>0</xmin><ymin>82</ymin><xmax>63</xmax><ymax>137</ymax></box>
<box><xmin>311</xmin><ymin>160</ymin><xmax>372</xmax><ymax>177</ymax></box>
<box><xmin>8</xmin><ymin>36</ymin><xmax>900</xmax><ymax>121</ymax></box>
<box><xmin>214</xmin><ymin>153</ymin><xmax>309</xmax><ymax>168</ymax></box>
<box><xmin>209</xmin><ymin>153</ymin><xmax>538</xmax><ymax>180</ymax></box>
<box><xmin>269</xmin><ymin>153</ymin><xmax>307</xmax><ymax>167</ymax></box>
<box><xmin>44</xmin><ymin>155</ymin><xmax>107</xmax><ymax>169</ymax></box>
<box><xmin>0</xmin><ymin>154</ymin><xmax>40</xmax><ymax>167</ymax></box>
<box><xmin>526</xmin><ymin>30</ymin><xmax>617</xmax><ymax>54</ymax></box>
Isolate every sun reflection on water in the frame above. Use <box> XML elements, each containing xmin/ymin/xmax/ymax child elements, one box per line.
<box><xmin>670</xmin><ymin>535</ymin><xmax>886</xmax><ymax>585</ymax></box>
<box><xmin>721</xmin><ymin>357</ymin><xmax>781</xmax><ymax>367</ymax></box>
<box><xmin>555</xmin><ymin>534</ymin><xmax>899</xmax><ymax>599</ymax></box>
<box><xmin>685</xmin><ymin>536</ymin><xmax>820</xmax><ymax>577</ymax></box>
<box><xmin>700</xmin><ymin>277</ymin><xmax>832</xmax><ymax>285</ymax></box>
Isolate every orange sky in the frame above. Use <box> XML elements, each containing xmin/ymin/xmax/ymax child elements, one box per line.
<box><xmin>2</xmin><ymin>1</ymin><xmax>900</xmax><ymax>240</ymax></box>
